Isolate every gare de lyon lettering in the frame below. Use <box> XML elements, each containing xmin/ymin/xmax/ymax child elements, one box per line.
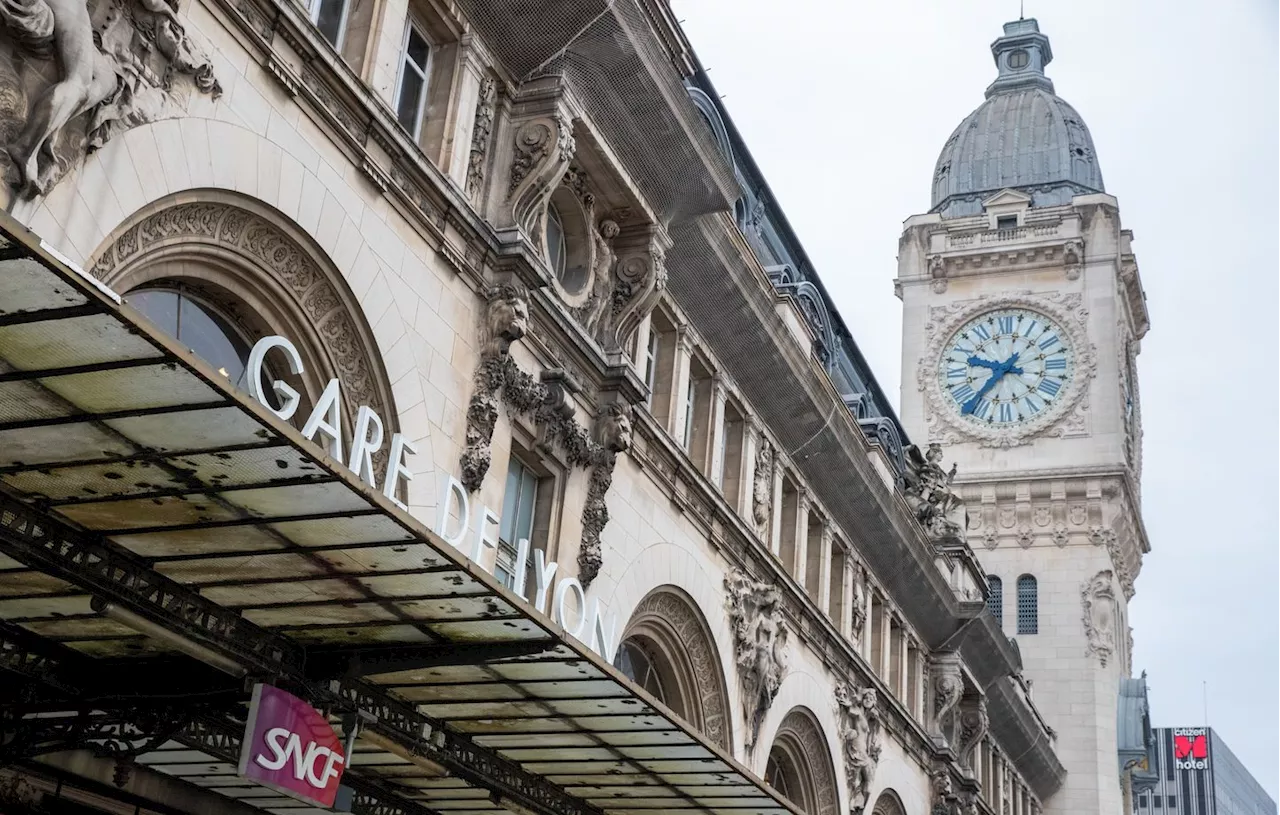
<box><xmin>245</xmin><ymin>336</ymin><xmax>619</xmax><ymax>662</ymax></box>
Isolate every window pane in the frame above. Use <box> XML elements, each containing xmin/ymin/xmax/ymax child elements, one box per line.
<box><xmin>129</xmin><ymin>290</ymin><xmax>180</xmax><ymax>337</ymax></box>
<box><xmin>546</xmin><ymin>206</ymin><xmax>566</xmax><ymax>276</ymax></box>
<box><xmin>406</xmin><ymin>28</ymin><xmax>430</xmax><ymax>69</ymax></box>
<box><xmin>396</xmin><ymin>69</ymin><xmax>425</xmax><ymax>134</ymax></box>
<box><xmin>1017</xmin><ymin>575</ymin><xmax>1038</xmax><ymax>635</ymax></box>
<box><xmin>987</xmin><ymin>575</ymin><xmax>1003</xmax><ymax>625</ymax></box>
<box><xmin>178</xmin><ymin>294</ymin><xmax>249</xmax><ymax>385</ymax></box>
<box><xmin>499</xmin><ymin>460</ymin><xmax>522</xmax><ymax>544</ymax></box>
<box><xmin>314</xmin><ymin>0</ymin><xmax>346</xmax><ymax>46</ymax></box>
<box><xmin>515</xmin><ymin>469</ymin><xmax>537</xmax><ymax>543</ymax></box>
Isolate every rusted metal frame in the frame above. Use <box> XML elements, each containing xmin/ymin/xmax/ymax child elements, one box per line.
<box><xmin>0</xmin><ymin>619</ymin><xmax>82</xmax><ymax>694</ymax></box>
<box><xmin>0</xmin><ymin>700</ymin><xmax>222</xmax><ymax>764</ymax></box>
<box><xmin>428</xmin><ymin>707</ymin><xmax>661</xmax><ymax>723</ymax></box>
<box><xmin>177</xmin><ymin>713</ymin><xmax>447</xmax><ymax>815</ymax></box>
<box><xmin>144</xmin><ymin>536</ymin><xmax>421</xmax><ymax>563</ymax></box>
<box><xmin>41</xmin><ymin>474</ymin><xmax>341</xmax><ymax>508</ymax></box>
<box><xmin>96</xmin><ymin>507</ymin><xmax>386</xmax><ymax>536</ymax></box>
<box><xmin>0</xmin><ymin>492</ymin><xmax>303</xmax><ymax>675</ymax></box>
<box><xmin>0</xmin><ymin>304</ymin><xmax>104</xmax><ymax>328</ymax></box>
<box><xmin>305</xmin><ymin>641</ymin><xmax>556</xmax><ymax>679</ymax></box>
<box><xmin>185</xmin><ymin>564</ymin><xmax>460</xmax><ymax>590</ymax></box>
<box><xmin>0</xmin><ymin>401</ymin><xmax>231</xmax><ymax>433</ymax></box>
<box><xmin>0</xmin><ymin>440</ymin><xmax>284</xmax><ymax>478</ymax></box>
<box><xmin>0</xmin><ymin>357</ymin><xmax>164</xmax><ymax>383</ymax></box>
<box><xmin>327</xmin><ymin>679</ymin><xmax>606</xmax><ymax>815</ymax></box>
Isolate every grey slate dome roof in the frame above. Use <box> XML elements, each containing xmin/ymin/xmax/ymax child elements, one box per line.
<box><xmin>931</xmin><ymin>19</ymin><xmax>1105</xmax><ymax>218</ymax></box>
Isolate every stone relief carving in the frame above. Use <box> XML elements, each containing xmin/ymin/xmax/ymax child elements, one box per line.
<box><xmin>903</xmin><ymin>443</ymin><xmax>966</xmax><ymax>543</ymax></box>
<box><xmin>918</xmin><ymin>291</ymin><xmax>1097</xmax><ymax>448</ymax></box>
<box><xmin>465</xmin><ymin>76</ymin><xmax>497</xmax><ymax>198</ymax></box>
<box><xmin>1082</xmin><ymin>569</ymin><xmax>1117</xmax><ymax>667</ymax></box>
<box><xmin>1062</xmin><ymin>238</ymin><xmax>1084</xmax><ymax>280</ymax></box>
<box><xmin>751</xmin><ymin>436</ymin><xmax>774</xmax><ymax>538</ymax></box>
<box><xmin>724</xmin><ymin>569</ymin><xmax>787</xmax><ymax>751</ymax></box>
<box><xmin>930</xmin><ymin>768</ymin><xmax>957</xmax><ymax>815</ymax></box>
<box><xmin>460</xmin><ymin>283</ymin><xmax>530</xmax><ymax>492</ymax></box>
<box><xmin>954</xmin><ymin>695</ymin><xmax>988</xmax><ymax>771</ymax></box>
<box><xmin>609</xmin><ymin>235</ymin><xmax>668</xmax><ymax>352</ymax></box>
<box><xmin>0</xmin><ymin>0</ymin><xmax>221</xmax><ymax>196</ymax></box>
<box><xmin>850</xmin><ymin>563</ymin><xmax>868</xmax><ymax>643</ymax></box>
<box><xmin>575</xmin><ymin>216</ymin><xmax>618</xmax><ymax>339</ymax></box>
<box><xmin>508</xmin><ymin>113</ymin><xmax>574</xmax><ymax>246</ymax></box>
<box><xmin>929</xmin><ymin>652</ymin><xmax>963</xmax><ymax>746</ymax></box>
<box><xmin>578</xmin><ymin>400</ymin><xmax>632</xmax><ymax>587</ymax></box>
<box><xmin>835</xmin><ymin>682</ymin><xmax>883</xmax><ymax>814</ymax></box>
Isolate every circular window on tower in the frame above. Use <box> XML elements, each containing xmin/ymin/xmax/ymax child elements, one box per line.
<box><xmin>1008</xmin><ymin>49</ymin><xmax>1030</xmax><ymax>70</ymax></box>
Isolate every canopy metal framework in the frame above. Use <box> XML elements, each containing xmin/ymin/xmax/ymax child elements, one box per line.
<box><xmin>0</xmin><ymin>212</ymin><xmax>800</xmax><ymax>815</ymax></box>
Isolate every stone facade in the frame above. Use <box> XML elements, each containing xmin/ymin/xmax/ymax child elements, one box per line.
<box><xmin>0</xmin><ymin>1</ymin><xmax>1065</xmax><ymax>813</ymax></box>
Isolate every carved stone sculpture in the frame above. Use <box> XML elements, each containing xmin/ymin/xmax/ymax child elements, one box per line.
<box><xmin>931</xmin><ymin>768</ymin><xmax>957</xmax><ymax>815</ymax></box>
<box><xmin>929</xmin><ymin>652</ymin><xmax>964</xmax><ymax>746</ymax></box>
<box><xmin>725</xmin><ymin>569</ymin><xmax>788</xmax><ymax>750</ymax></box>
<box><xmin>578</xmin><ymin>401</ymin><xmax>632</xmax><ymax>587</ymax></box>
<box><xmin>466</xmin><ymin>76</ymin><xmax>496</xmax><ymax>197</ymax></box>
<box><xmin>1082</xmin><ymin>569</ymin><xmax>1117</xmax><ymax>667</ymax></box>
<box><xmin>461</xmin><ymin>284</ymin><xmax>529</xmax><ymax>492</ymax></box>
<box><xmin>751</xmin><ymin>438</ymin><xmax>773</xmax><ymax>537</ymax></box>
<box><xmin>0</xmin><ymin>0</ymin><xmax>220</xmax><ymax>196</ymax></box>
<box><xmin>609</xmin><ymin>236</ymin><xmax>667</xmax><ymax>351</ymax></box>
<box><xmin>577</xmin><ymin>217</ymin><xmax>619</xmax><ymax>339</ymax></box>
<box><xmin>903</xmin><ymin>443</ymin><xmax>966</xmax><ymax>542</ymax></box>
<box><xmin>835</xmin><ymin>682</ymin><xmax>883</xmax><ymax>813</ymax></box>
<box><xmin>850</xmin><ymin>563</ymin><xmax>868</xmax><ymax>642</ymax></box>
<box><xmin>954</xmin><ymin>695</ymin><xmax>988</xmax><ymax>771</ymax></box>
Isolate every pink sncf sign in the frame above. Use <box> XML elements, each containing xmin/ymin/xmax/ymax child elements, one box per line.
<box><xmin>237</xmin><ymin>684</ymin><xmax>347</xmax><ymax>807</ymax></box>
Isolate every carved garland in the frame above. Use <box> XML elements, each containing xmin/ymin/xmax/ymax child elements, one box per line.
<box><xmin>458</xmin><ymin>284</ymin><xmax>630</xmax><ymax>588</ymax></box>
<box><xmin>465</xmin><ymin>77</ymin><xmax>498</xmax><ymax>198</ymax></box>
<box><xmin>917</xmin><ymin>291</ymin><xmax>1097</xmax><ymax>448</ymax></box>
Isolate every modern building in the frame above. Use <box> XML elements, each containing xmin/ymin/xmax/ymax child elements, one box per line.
<box><xmin>895</xmin><ymin>17</ymin><xmax>1155</xmax><ymax>815</ymax></box>
<box><xmin>0</xmin><ymin>3</ymin><xmax>1150</xmax><ymax>815</ymax></box>
<box><xmin>1135</xmin><ymin>728</ymin><xmax>1277</xmax><ymax>815</ymax></box>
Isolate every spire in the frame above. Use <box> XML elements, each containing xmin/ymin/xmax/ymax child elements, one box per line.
<box><xmin>985</xmin><ymin>18</ymin><xmax>1055</xmax><ymax>98</ymax></box>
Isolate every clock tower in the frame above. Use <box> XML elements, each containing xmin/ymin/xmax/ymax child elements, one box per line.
<box><xmin>895</xmin><ymin>19</ymin><xmax>1151</xmax><ymax>815</ymax></box>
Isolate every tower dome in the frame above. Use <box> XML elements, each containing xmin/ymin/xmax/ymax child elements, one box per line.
<box><xmin>931</xmin><ymin>19</ymin><xmax>1105</xmax><ymax>218</ymax></box>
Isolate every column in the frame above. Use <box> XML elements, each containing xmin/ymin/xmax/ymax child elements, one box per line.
<box><xmin>879</xmin><ymin>605</ymin><xmax>892</xmax><ymax>678</ymax></box>
<box><xmin>793</xmin><ymin>494</ymin><xmax>810</xmax><ymax>589</ymax></box>
<box><xmin>740</xmin><ymin>417</ymin><xmax>760</xmax><ymax>520</ymax></box>
<box><xmin>669</xmin><ymin>327</ymin><xmax>696</xmax><ymax>440</ymax></box>
<box><xmin>769</xmin><ymin>463</ymin><xmax>784</xmax><ymax>556</ymax></box>
<box><xmin>899</xmin><ymin>628</ymin><xmax>910</xmax><ymax>700</ymax></box>
<box><xmin>709</xmin><ymin>377</ymin><xmax>728</xmax><ymax>488</ymax></box>
<box><xmin>817</xmin><ymin>524</ymin><xmax>833</xmax><ymax>614</ymax></box>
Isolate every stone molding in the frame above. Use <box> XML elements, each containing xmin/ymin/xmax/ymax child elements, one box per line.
<box><xmin>917</xmin><ymin>290</ymin><xmax>1097</xmax><ymax>448</ymax></box>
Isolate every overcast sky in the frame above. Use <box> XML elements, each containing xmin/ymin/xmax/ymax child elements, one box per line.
<box><xmin>670</xmin><ymin>0</ymin><xmax>1279</xmax><ymax>799</ymax></box>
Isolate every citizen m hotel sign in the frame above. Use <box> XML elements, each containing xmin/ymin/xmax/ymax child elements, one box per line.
<box><xmin>1174</xmin><ymin>727</ymin><xmax>1210</xmax><ymax>771</ymax></box>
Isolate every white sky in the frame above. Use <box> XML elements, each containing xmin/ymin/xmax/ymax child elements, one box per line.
<box><xmin>670</xmin><ymin>0</ymin><xmax>1279</xmax><ymax>800</ymax></box>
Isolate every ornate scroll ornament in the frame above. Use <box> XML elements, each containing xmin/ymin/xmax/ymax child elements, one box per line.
<box><xmin>835</xmin><ymin>682</ymin><xmax>883</xmax><ymax>814</ymax></box>
<box><xmin>1082</xmin><ymin>569</ymin><xmax>1118</xmax><ymax>667</ymax></box>
<box><xmin>751</xmin><ymin>437</ymin><xmax>774</xmax><ymax>537</ymax></box>
<box><xmin>929</xmin><ymin>652</ymin><xmax>963</xmax><ymax>746</ymax></box>
<box><xmin>0</xmin><ymin>0</ymin><xmax>221</xmax><ymax>197</ymax></box>
<box><xmin>465</xmin><ymin>76</ymin><xmax>497</xmax><ymax>197</ymax></box>
<box><xmin>508</xmin><ymin>114</ymin><xmax>574</xmax><ymax>244</ymax></box>
<box><xmin>724</xmin><ymin>569</ymin><xmax>788</xmax><ymax>751</ymax></box>
<box><xmin>903</xmin><ymin>443</ymin><xmax>966</xmax><ymax>543</ymax></box>
<box><xmin>578</xmin><ymin>401</ymin><xmax>632</xmax><ymax>587</ymax></box>
<box><xmin>609</xmin><ymin>237</ymin><xmax>668</xmax><ymax>352</ymax></box>
<box><xmin>954</xmin><ymin>695</ymin><xmax>988</xmax><ymax>771</ymax></box>
<box><xmin>917</xmin><ymin>291</ymin><xmax>1097</xmax><ymax>448</ymax></box>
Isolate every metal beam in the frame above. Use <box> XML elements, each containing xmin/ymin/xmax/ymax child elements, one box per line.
<box><xmin>0</xmin><ymin>620</ymin><xmax>82</xmax><ymax>695</ymax></box>
<box><xmin>0</xmin><ymin>492</ymin><xmax>303</xmax><ymax>676</ymax></box>
<box><xmin>306</xmin><ymin>641</ymin><xmax>553</xmax><ymax>678</ymax></box>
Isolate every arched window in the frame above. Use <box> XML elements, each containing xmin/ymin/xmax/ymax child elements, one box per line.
<box><xmin>871</xmin><ymin>789</ymin><xmax>907</xmax><ymax>815</ymax></box>
<box><xmin>1017</xmin><ymin>575</ymin><xmax>1038</xmax><ymax>635</ymax></box>
<box><xmin>612</xmin><ymin>587</ymin><xmax>731</xmax><ymax>749</ymax></box>
<box><xmin>764</xmin><ymin>709</ymin><xmax>839</xmax><ymax>815</ymax></box>
<box><xmin>987</xmin><ymin>575</ymin><xmax>1003</xmax><ymax>626</ymax></box>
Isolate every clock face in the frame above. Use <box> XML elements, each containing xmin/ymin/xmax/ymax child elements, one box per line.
<box><xmin>937</xmin><ymin>308</ymin><xmax>1075</xmax><ymax>427</ymax></box>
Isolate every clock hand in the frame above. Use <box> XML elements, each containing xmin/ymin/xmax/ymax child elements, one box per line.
<box><xmin>961</xmin><ymin>353</ymin><xmax>1023</xmax><ymax>415</ymax></box>
<box><xmin>966</xmin><ymin>355</ymin><xmax>1001</xmax><ymax>370</ymax></box>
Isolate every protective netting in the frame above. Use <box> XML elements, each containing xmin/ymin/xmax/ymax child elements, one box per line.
<box><xmin>453</xmin><ymin>0</ymin><xmax>738</xmax><ymax>223</ymax></box>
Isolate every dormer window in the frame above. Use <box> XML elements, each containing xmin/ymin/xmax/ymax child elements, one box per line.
<box><xmin>546</xmin><ymin>204</ymin><xmax>568</xmax><ymax>280</ymax></box>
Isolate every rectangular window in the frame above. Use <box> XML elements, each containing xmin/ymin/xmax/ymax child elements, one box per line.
<box><xmin>307</xmin><ymin>0</ymin><xmax>349</xmax><ymax>49</ymax></box>
<box><xmin>394</xmin><ymin>22</ymin><xmax>432</xmax><ymax>138</ymax></box>
<box><xmin>496</xmin><ymin>456</ymin><xmax>539</xmax><ymax>589</ymax></box>
<box><xmin>720</xmin><ymin>403</ymin><xmax>744</xmax><ymax>504</ymax></box>
<box><xmin>996</xmin><ymin>214</ymin><xmax>1018</xmax><ymax>230</ymax></box>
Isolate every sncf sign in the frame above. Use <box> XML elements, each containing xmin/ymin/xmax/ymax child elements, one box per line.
<box><xmin>238</xmin><ymin>684</ymin><xmax>346</xmax><ymax>807</ymax></box>
<box><xmin>1173</xmin><ymin>727</ymin><xmax>1209</xmax><ymax>771</ymax></box>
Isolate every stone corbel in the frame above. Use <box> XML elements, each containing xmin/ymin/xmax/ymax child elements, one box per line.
<box><xmin>460</xmin><ymin>284</ymin><xmax>531</xmax><ymax>492</ymax></box>
<box><xmin>954</xmin><ymin>694</ymin><xmax>989</xmax><ymax>773</ymax></box>
<box><xmin>1063</xmin><ymin>239</ymin><xmax>1084</xmax><ymax>281</ymax></box>
<box><xmin>929</xmin><ymin>651</ymin><xmax>964</xmax><ymax>748</ymax></box>
<box><xmin>607</xmin><ymin>224</ymin><xmax>671</xmax><ymax>353</ymax></box>
<box><xmin>507</xmin><ymin>111</ymin><xmax>576</xmax><ymax>249</ymax></box>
